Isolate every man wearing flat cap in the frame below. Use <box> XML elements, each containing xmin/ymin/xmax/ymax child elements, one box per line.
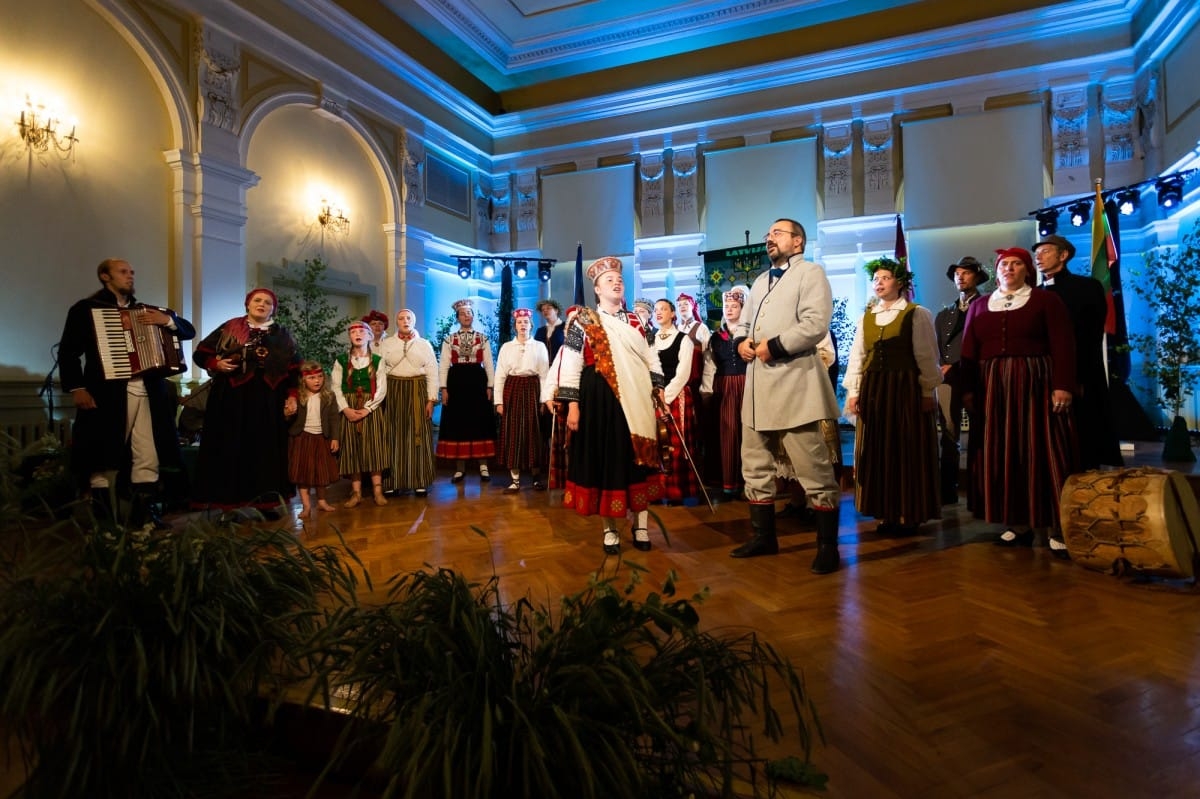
<box><xmin>1033</xmin><ymin>235</ymin><xmax>1122</xmax><ymax>470</ymax></box>
<box><xmin>934</xmin><ymin>257</ymin><xmax>987</xmax><ymax>505</ymax></box>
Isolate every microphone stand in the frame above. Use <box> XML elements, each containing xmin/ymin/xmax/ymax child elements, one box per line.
<box><xmin>40</xmin><ymin>343</ymin><xmax>60</xmax><ymax>423</ymax></box>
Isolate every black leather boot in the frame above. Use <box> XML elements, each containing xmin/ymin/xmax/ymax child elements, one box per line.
<box><xmin>811</xmin><ymin>508</ymin><xmax>841</xmax><ymax>574</ymax></box>
<box><xmin>731</xmin><ymin>502</ymin><xmax>779</xmax><ymax>558</ymax></box>
<box><xmin>130</xmin><ymin>482</ymin><xmax>170</xmax><ymax>531</ymax></box>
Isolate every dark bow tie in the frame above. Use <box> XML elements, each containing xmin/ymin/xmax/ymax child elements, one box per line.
<box><xmin>769</xmin><ymin>268</ymin><xmax>786</xmax><ymax>280</ymax></box>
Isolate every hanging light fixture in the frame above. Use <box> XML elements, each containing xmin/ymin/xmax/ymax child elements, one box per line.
<box><xmin>1116</xmin><ymin>188</ymin><xmax>1140</xmax><ymax>216</ymax></box>
<box><xmin>457</xmin><ymin>257</ymin><xmax>472</xmax><ymax>279</ymax></box>
<box><xmin>1156</xmin><ymin>175</ymin><xmax>1185</xmax><ymax>208</ymax></box>
<box><xmin>1068</xmin><ymin>200</ymin><xmax>1090</xmax><ymax>227</ymax></box>
<box><xmin>480</xmin><ymin>259</ymin><xmax>496</xmax><ymax>280</ymax></box>
<box><xmin>1035</xmin><ymin>208</ymin><xmax>1059</xmax><ymax>237</ymax></box>
<box><xmin>513</xmin><ymin>259</ymin><xmax>528</xmax><ymax>279</ymax></box>
<box><xmin>538</xmin><ymin>260</ymin><xmax>553</xmax><ymax>282</ymax></box>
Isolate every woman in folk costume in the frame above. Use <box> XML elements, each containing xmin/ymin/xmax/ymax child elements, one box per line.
<box><xmin>843</xmin><ymin>257</ymin><xmax>942</xmax><ymax>535</ymax></box>
<box><xmin>959</xmin><ymin>247</ymin><xmax>1078</xmax><ymax>555</ymax></box>
<box><xmin>379</xmin><ymin>309</ymin><xmax>439</xmax><ymax>496</ymax></box>
<box><xmin>559</xmin><ymin>258</ymin><xmax>666</xmax><ymax>554</ymax></box>
<box><xmin>633</xmin><ymin>298</ymin><xmax>656</xmax><ymax>345</ymax></box>
<box><xmin>363</xmin><ymin>309</ymin><xmax>389</xmax><ymax>353</ymax></box>
<box><xmin>436</xmin><ymin>299</ymin><xmax>497</xmax><ymax>482</ymax></box>
<box><xmin>701</xmin><ymin>285</ymin><xmax>750</xmax><ymax>499</ymax></box>
<box><xmin>652</xmin><ymin>298</ymin><xmax>701</xmax><ymax>505</ymax></box>
<box><xmin>541</xmin><ymin>305</ymin><xmax>582</xmax><ymax>490</ymax></box>
<box><xmin>495</xmin><ymin>308</ymin><xmax>550</xmax><ymax>492</ymax></box>
<box><xmin>192</xmin><ymin>288</ymin><xmax>300</xmax><ymax>512</ymax></box>
<box><xmin>333</xmin><ymin>320</ymin><xmax>392</xmax><ymax>507</ymax></box>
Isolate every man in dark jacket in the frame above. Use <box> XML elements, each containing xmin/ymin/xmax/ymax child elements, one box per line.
<box><xmin>934</xmin><ymin>256</ymin><xmax>988</xmax><ymax>505</ymax></box>
<box><xmin>58</xmin><ymin>258</ymin><xmax>195</xmax><ymax>525</ymax></box>
<box><xmin>1033</xmin><ymin>235</ymin><xmax>1122</xmax><ymax>470</ymax></box>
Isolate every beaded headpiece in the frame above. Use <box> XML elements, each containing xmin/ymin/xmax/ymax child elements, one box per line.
<box><xmin>585</xmin><ymin>256</ymin><xmax>622</xmax><ymax>283</ymax></box>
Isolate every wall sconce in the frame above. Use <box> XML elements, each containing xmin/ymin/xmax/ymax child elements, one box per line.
<box><xmin>317</xmin><ymin>200</ymin><xmax>350</xmax><ymax>234</ymax></box>
<box><xmin>16</xmin><ymin>95</ymin><xmax>78</xmax><ymax>158</ymax></box>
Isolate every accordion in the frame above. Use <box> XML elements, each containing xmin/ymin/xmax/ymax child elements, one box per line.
<box><xmin>92</xmin><ymin>306</ymin><xmax>186</xmax><ymax>380</ymax></box>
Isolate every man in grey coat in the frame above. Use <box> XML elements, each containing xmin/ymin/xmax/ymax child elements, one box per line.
<box><xmin>732</xmin><ymin>219</ymin><xmax>842</xmax><ymax>572</ymax></box>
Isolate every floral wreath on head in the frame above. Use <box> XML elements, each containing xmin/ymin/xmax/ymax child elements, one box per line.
<box><xmin>863</xmin><ymin>256</ymin><xmax>915</xmax><ymax>299</ymax></box>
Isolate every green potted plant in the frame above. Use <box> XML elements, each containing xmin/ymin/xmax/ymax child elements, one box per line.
<box><xmin>273</xmin><ymin>256</ymin><xmax>354</xmax><ymax>367</ymax></box>
<box><xmin>1125</xmin><ymin>220</ymin><xmax>1200</xmax><ymax>462</ymax></box>
<box><xmin>0</xmin><ymin>517</ymin><xmax>362</xmax><ymax>798</ymax></box>
<box><xmin>305</xmin><ymin>555</ymin><xmax>826</xmax><ymax>799</ymax></box>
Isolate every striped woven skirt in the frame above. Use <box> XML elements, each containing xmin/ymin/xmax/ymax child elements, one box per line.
<box><xmin>287</xmin><ymin>431</ymin><xmax>340</xmax><ymax>487</ymax></box>
<box><xmin>385</xmin><ymin>375</ymin><xmax>436</xmax><ymax>491</ymax></box>
<box><xmin>547</xmin><ymin>402</ymin><xmax>570</xmax><ymax>489</ymax></box>
<box><xmin>853</xmin><ymin>367</ymin><xmax>940</xmax><ymax>525</ymax></box>
<box><xmin>338</xmin><ymin>399</ymin><xmax>392</xmax><ymax>475</ymax></box>
<box><xmin>974</xmin><ymin>355</ymin><xmax>1077</xmax><ymax>528</ymax></box>
<box><xmin>498</xmin><ymin>375</ymin><xmax>544</xmax><ymax>470</ymax></box>
<box><xmin>713</xmin><ymin>373</ymin><xmax>745</xmax><ymax>491</ymax></box>
<box><xmin>660</xmin><ymin>388</ymin><xmax>701</xmax><ymax>502</ymax></box>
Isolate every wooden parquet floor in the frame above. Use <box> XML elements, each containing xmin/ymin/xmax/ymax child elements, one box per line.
<box><xmin>274</xmin><ymin>473</ymin><xmax>1199</xmax><ymax>799</ymax></box>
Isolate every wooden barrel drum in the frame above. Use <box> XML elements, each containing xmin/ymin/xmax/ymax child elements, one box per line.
<box><xmin>1059</xmin><ymin>468</ymin><xmax>1200</xmax><ymax>579</ymax></box>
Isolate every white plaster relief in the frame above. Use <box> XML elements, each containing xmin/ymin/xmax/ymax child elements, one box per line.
<box><xmin>515</xmin><ymin>171</ymin><xmax>538</xmax><ymax>234</ymax></box>
<box><xmin>401</xmin><ymin>132</ymin><xmax>425</xmax><ymax>207</ymax></box>
<box><xmin>672</xmin><ymin>147</ymin><xmax>697</xmax><ymax>217</ymax></box>
<box><xmin>1051</xmin><ymin>90</ymin><xmax>1089</xmax><ymax>170</ymax></box>
<box><xmin>862</xmin><ymin>122</ymin><xmax>893</xmax><ymax>195</ymax></box>
<box><xmin>640</xmin><ymin>154</ymin><xmax>665</xmax><ymax>219</ymax></box>
<box><xmin>194</xmin><ymin>28</ymin><xmax>239</xmax><ymax>132</ymax></box>
<box><xmin>824</xmin><ymin>125</ymin><xmax>852</xmax><ymax>199</ymax></box>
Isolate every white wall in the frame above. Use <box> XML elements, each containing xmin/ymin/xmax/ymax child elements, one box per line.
<box><xmin>0</xmin><ymin>0</ymin><xmax>173</xmax><ymax>379</ymax></box>
<box><xmin>902</xmin><ymin>106</ymin><xmax>1046</xmax><ymax>230</ymax></box>
<box><xmin>542</xmin><ymin>165</ymin><xmax>636</xmax><ymax>264</ymax></box>
<box><xmin>245</xmin><ymin>105</ymin><xmax>387</xmax><ymax>320</ymax></box>
<box><xmin>703</xmin><ymin>139</ymin><xmax>818</xmax><ymax>249</ymax></box>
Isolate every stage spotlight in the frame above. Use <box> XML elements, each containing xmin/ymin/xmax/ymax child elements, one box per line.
<box><xmin>1068</xmin><ymin>200</ymin><xmax>1090</xmax><ymax>227</ymax></box>
<box><xmin>1156</xmin><ymin>175</ymin><xmax>1184</xmax><ymax>208</ymax></box>
<box><xmin>481</xmin><ymin>259</ymin><xmax>496</xmax><ymax>280</ymax></box>
<box><xmin>538</xmin><ymin>260</ymin><xmax>553</xmax><ymax>282</ymax></box>
<box><xmin>1035</xmin><ymin>208</ymin><xmax>1059</xmax><ymax>237</ymax></box>
<box><xmin>513</xmin><ymin>259</ymin><xmax>528</xmax><ymax>279</ymax></box>
<box><xmin>1116</xmin><ymin>188</ymin><xmax>1140</xmax><ymax>216</ymax></box>
<box><xmin>457</xmin><ymin>257</ymin><xmax>472</xmax><ymax>279</ymax></box>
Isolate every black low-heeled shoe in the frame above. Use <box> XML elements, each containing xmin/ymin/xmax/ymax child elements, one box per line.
<box><xmin>602</xmin><ymin>529</ymin><xmax>620</xmax><ymax>555</ymax></box>
<box><xmin>632</xmin><ymin>527</ymin><xmax>651</xmax><ymax>551</ymax></box>
<box><xmin>995</xmin><ymin>529</ymin><xmax>1034</xmax><ymax>547</ymax></box>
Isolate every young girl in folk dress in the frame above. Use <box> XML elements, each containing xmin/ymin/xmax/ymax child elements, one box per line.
<box><xmin>287</xmin><ymin>361</ymin><xmax>340</xmax><ymax>519</ymax></box>
<box><xmin>495</xmin><ymin>308</ymin><xmax>550</xmax><ymax>492</ymax></box>
<box><xmin>333</xmin><ymin>321</ymin><xmax>392</xmax><ymax>507</ymax></box>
